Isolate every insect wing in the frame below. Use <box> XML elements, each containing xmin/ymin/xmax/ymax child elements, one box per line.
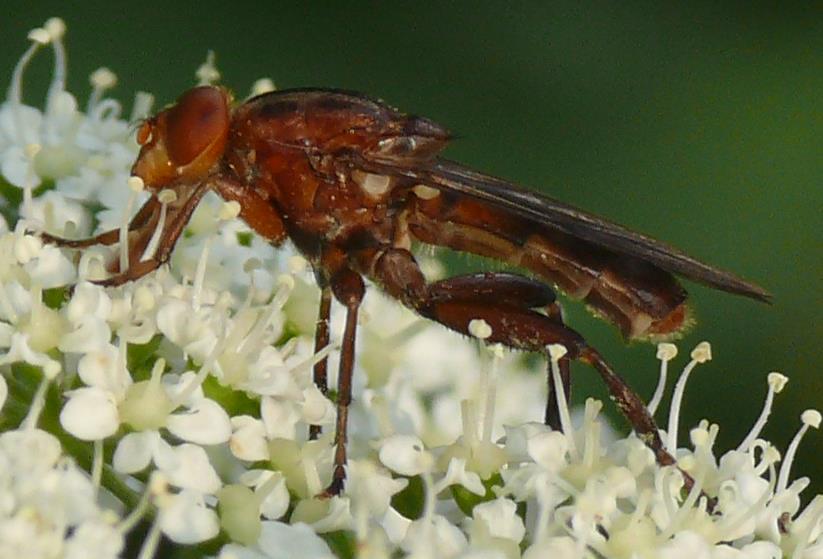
<box><xmin>351</xmin><ymin>154</ymin><xmax>770</xmax><ymax>302</ymax></box>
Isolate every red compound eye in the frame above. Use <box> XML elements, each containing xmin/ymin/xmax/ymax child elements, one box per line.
<box><xmin>136</xmin><ymin>121</ymin><xmax>153</xmax><ymax>146</ymax></box>
<box><xmin>164</xmin><ymin>86</ymin><xmax>230</xmax><ymax>167</ymax></box>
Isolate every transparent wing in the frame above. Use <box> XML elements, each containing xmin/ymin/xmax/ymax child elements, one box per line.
<box><xmin>351</xmin><ymin>154</ymin><xmax>771</xmax><ymax>302</ymax></box>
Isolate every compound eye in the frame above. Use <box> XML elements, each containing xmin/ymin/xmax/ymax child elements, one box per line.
<box><xmin>136</xmin><ymin>121</ymin><xmax>154</xmax><ymax>146</ymax></box>
<box><xmin>164</xmin><ymin>86</ymin><xmax>230</xmax><ymax>166</ymax></box>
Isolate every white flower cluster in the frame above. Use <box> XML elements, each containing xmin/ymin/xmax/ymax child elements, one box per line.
<box><xmin>0</xmin><ymin>429</ymin><xmax>124</xmax><ymax>559</ymax></box>
<box><xmin>0</xmin><ymin>18</ymin><xmax>820</xmax><ymax>559</ymax></box>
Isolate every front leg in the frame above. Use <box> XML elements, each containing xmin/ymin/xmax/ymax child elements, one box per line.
<box><xmin>40</xmin><ymin>196</ymin><xmax>161</xmax><ymax>248</ymax></box>
<box><xmin>92</xmin><ymin>184</ymin><xmax>210</xmax><ymax>286</ymax></box>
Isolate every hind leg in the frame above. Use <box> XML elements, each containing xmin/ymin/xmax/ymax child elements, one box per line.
<box><xmin>368</xmin><ymin>248</ymin><xmax>677</xmax><ymax>469</ymax></box>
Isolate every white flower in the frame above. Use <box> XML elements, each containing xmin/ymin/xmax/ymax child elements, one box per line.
<box><xmin>471</xmin><ymin>498</ymin><xmax>526</xmax><ymax>544</ymax></box>
<box><xmin>157</xmin><ymin>488</ymin><xmax>220</xmax><ymax>544</ymax></box>
<box><xmin>114</xmin><ymin>432</ymin><xmax>222</xmax><ymax>494</ymax></box>
<box><xmin>379</xmin><ymin>434</ymin><xmax>434</xmax><ymax>476</ymax></box>
<box><xmin>230</xmin><ymin>415</ymin><xmax>270</xmax><ymax>461</ymax></box>
<box><xmin>433</xmin><ymin>456</ymin><xmax>486</xmax><ymax>496</ymax></box>
<box><xmin>60</xmin><ymin>386</ymin><xmax>120</xmax><ymax>440</ymax></box>
<box><xmin>238</xmin><ymin>469</ymin><xmax>291</xmax><ymax>520</ymax></box>
<box><xmin>401</xmin><ymin>514</ymin><xmax>468</xmax><ymax>558</ymax></box>
<box><xmin>347</xmin><ymin>459</ymin><xmax>408</xmax><ymax>518</ymax></box>
<box><xmin>0</xmin><ymin>428</ymin><xmax>123</xmax><ymax>558</ymax></box>
<box><xmin>1</xmin><ymin>18</ymin><xmax>821</xmax><ymax>559</ymax></box>
<box><xmin>218</xmin><ymin>521</ymin><xmax>334</xmax><ymax>559</ymax></box>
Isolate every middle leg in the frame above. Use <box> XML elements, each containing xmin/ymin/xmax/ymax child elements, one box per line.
<box><xmin>323</xmin><ymin>267</ymin><xmax>365</xmax><ymax>496</ymax></box>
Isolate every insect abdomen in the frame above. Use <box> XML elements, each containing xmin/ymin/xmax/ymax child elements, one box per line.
<box><xmin>407</xmin><ymin>193</ymin><xmax>689</xmax><ymax>339</ymax></box>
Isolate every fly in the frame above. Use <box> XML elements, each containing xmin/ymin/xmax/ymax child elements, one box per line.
<box><xmin>42</xmin><ymin>86</ymin><xmax>770</xmax><ymax>495</ymax></box>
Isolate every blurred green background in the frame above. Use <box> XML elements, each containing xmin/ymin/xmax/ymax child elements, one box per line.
<box><xmin>4</xmin><ymin>3</ymin><xmax>821</xmax><ymax>493</ymax></box>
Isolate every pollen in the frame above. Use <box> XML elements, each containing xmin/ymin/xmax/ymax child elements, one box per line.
<box><xmin>158</xmin><ymin>189</ymin><xmax>178</xmax><ymax>204</ymax></box>
<box><xmin>219</xmin><ymin>200</ymin><xmax>241</xmax><ymax>220</ymax></box>
<box><xmin>127</xmin><ymin>176</ymin><xmax>145</xmax><ymax>192</ymax></box>
<box><xmin>468</xmin><ymin>318</ymin><xmax>492</xmax><ymax>339</ymax></box>
<box><xmin>690</xmin><ymin>341</ymin><xmax>712</xmax><ymax>363</ymax></box>
<box><xmin>802</xmin><ymin>409</ymin><xmax>822</xmax><ymax>428</ymax></box>
<box><xmin>27</xmin><ymin>28</ymin><xmax>50</xmax><ymax>45</ymax></box>
<box><xmin>90</xmin><ymin>67</ymin><xmax>117</xmax><ymax>89</ymax></box>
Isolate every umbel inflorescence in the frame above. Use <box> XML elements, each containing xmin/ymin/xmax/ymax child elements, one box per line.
<box><xmin>0</xmin><ymin>18</ymin><xmax>820</xmax><ymax>559</ymax></box>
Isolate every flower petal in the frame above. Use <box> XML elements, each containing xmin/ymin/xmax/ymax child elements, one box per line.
<box><xmin>60</xmin><ymin>387</ymin><xmax>119</xmax><ymax>440</ymax></box>
<box><xmin>230</xmin><ymin>416</ymin><xmax>269</xmax><ymax>462</ymax></box>
<box><xmin>166</xmin><ymin>398</ymin><xmax>231</xmax><ymax>445</ymax></box>
<box><xmin>162</xmin><ymin>443</ymin><xmax>222</xmax><ymax>494</ymax></box>
<box><xmin>113</xmin><ymin>431</ymin><xmax>154</xmax><ymax>473</ymax></box>
<box><xmin>378</xmin><ymin>435</ymin><xmax>433</xmax><ymax>476</ymax></box>
<box><xmin>24</xmin><ymin>244</ymin><xmax>76</xmax><ymax>287</ymax></box>
<box><xmin>255</xmin><ymin>521</ymin><xmax>334</xmax><ymax>559</ymax></box>
<box><xmin>158</xmin><ymin>490</ymin><xmax>219</xmax><ymax>544</ymax></box>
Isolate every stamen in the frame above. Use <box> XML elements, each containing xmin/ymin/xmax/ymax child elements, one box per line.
<box><xmin>170</xmin><ymin>346</ymin><xmax>220</xmax><ymax>409</ymax></box>
<box><xmin>548</xmin><ymin>344</ymin><xmax>576</xmax><ymax>456</ymax></box>
<box><xmin>532</xmin><ymin>482</ymin><xmax>558</xmax><ymax>546</ymax></box>
<box><xmin>383</xmin><ymin>319</ymin><xmax>428</xmax><ymax>347</ymax></box>
<box><xmin>136</xmin><ymin>474</ymin><xmax>168</xmax><ymax>559</ymax></box>
<box><xmin>777</xmin><ymin>409</ymin><xmax>821</xmax><ymax>493</ymax></box>
<box><xmin>241</xmin><ymin>258</ymin><xmax>262</xmax><ymax>307</ymax></box>
<box><xmin>666</xmin><ymin>342</ymin><xmax>711</xmax><ymax>452</ymax></box>
<box><xmin>660</xmin><ymin>466</ymin><xmax>683</xmax><ymax>524</ymax></box>
<box><xmin>44</xmin><ymin>18</ymin><xmax>67</xmax><ymax>114</ymax></box>
<box><xmin>78</xmin><ymin>251</ymin><xmax>107</xmax><ymax>282</ymax></box>
<box><xmin>715</xmin><ymin>451</ymin><xmax>778</xmax><ymax>541</ymax></box>
<box><xmin>751</xmin><ymin>440</ymin><xmax>780</xmax><ymax>477</ymax></box>
<box><xmin>581</xmin><ymin>398</ymin><xmax>603</xmax><ymax>469</ymax></box>
<box><xmin>629</xmin><ymin>488</ymin><xmax>653</xmax><ymax>525</ymax></box>
<box><xmin>140</xmin><ymin>189</ymin><xmax>176</xmax><ymax>262</ymax></box>
<box><xmin>660</xmin><ymin>456</ymin><xmax>705</xmax><ymax>539</ymax></box>
<box><xmin>9</xmin><ymin>31</ymin><xmax>48</xmax><ymax>144</ymax></box>
<box><xmin>119</xmin><ymin>177</ymin><xmax>145</xmax><ymax>272</ymax></box>
<box><xmin>22</xmin><ymin>143</ymin><xmax>41</xmax><ymax>220</ymax></box>
<box><xmin>287</xmin><ymin>343</ymin><xmax>336</xmax><ymax>375</ymax></box>
<box><xmin>250</xmin><ymin>78</ymin><xmax>276</xmax><ymax>97</ymax></box>
<box><xmin>117</xmin><ymin>472</ymin><xmax>156</xmax><ymax>533</ymax></box>
<box><xmin>482</xmin><ymin>344</ymin><xmax>504</xmax><ymax>443</ymax></box>
<box><xmin>219</xmin><ymin>200</ymin><xmax>241</xmax><ymax>221</ymax></box>
<box><xmin>418</xmin><ymin>472</ymin><xmax>436</xmax><ymax>550</ymax></box>
<box><xmin>737</xmin><ymin>372</ymin><xmax>788</xmax><ymax>452</ymax></box>
<box><xmin>461</xmin><ymin>400</ymin><xmax>479</xmax><ymax>448</ymax></box>
<box><xmin>130</xmin><ymin>92</ymin><xmax>155</xmax><ymax>123</ymax></box>
<box><xmin>195</xmin><ymin>50</ymin><xmax>220</xmax><ymax>85</ymax></box>
<box><xmin>649</xmin><ymin>343</ymin><xmax>677</xmax><ymax>415</ymax></box>
<box><xmin>87</xmin><ymin>67</ymin><xmax>117</xmax><ymax>112</ymax></box>
<box><xmin>789</xmin><ymin>495</ymin><xmax>823</xmax><ymax>559</ymax></box>
<box><xmin>287</xmin><ymin>255</ymin><xmax>307</xmax><ymax>274</ymax></box>
<box><xmin>468</xmin><ymin>318</ymin><xmax>492</xmax><ymax>340</ymax></box>
<box><xmin>89</xmin><ymin>98</ymin><xmax>122</xmax><ymax>123</ymax></box>
<box><xmin>147</xmin><ymin>358</ymin><xmax>166</xmax><ymax>392</ymax></box>
<box><xmin>191</xmin><ymin>239</ymin><xmax>212</xmax><ymax>311</ymax></box>
<box><xmin>21</xmin><ymin>356</ymin><xmax>61</xmax><ymax>429</ymax></box>
<box><xmin>237</xmin><ymin>276</ymin><xmax>293</xmax><ymax>354</ymax></box>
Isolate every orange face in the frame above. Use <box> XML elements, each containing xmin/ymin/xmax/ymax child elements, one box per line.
<box><xmin>131</xmin><ymin>86</ymin><xmax>232</xmax><ymax>190</ymax></box>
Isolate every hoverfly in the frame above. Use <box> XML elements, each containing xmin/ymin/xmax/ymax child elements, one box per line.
<box><xmin>43</xmin><ymin>86</ymin><xmax>770</xmax><ymax>495</ymax></box>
